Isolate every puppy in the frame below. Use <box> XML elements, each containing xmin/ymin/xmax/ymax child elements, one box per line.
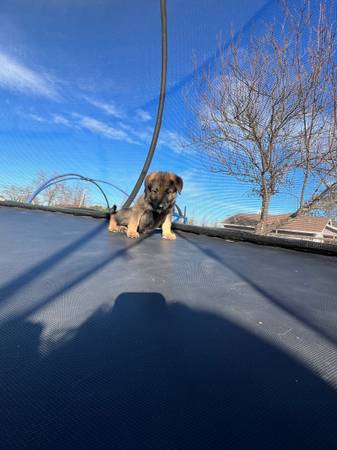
<box><xmin>108</xmin><ymin>171</ymin><xmax>183</xmax><ymax>240</ymax></box>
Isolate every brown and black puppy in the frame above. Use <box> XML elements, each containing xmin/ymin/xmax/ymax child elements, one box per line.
<box><xmin>108</xmin><ymin>171</ymin><xmax>183</xmax><ymax>240</ymax></box>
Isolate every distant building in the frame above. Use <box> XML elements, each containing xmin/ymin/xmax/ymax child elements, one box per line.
<box><xmin>219</xmin><ymin>213</ymin><xmax>337</xmax><ymax>243</ymax></box>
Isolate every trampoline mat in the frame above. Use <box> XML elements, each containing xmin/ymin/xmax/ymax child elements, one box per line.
<box><xmin>1</xmin><ymin>206</ymin><xmax>337</xmax><ymax>450</ymax></box>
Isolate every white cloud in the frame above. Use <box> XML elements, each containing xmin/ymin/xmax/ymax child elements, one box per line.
<box><xmin>0</xmin><ymin>51</ymin><xmax>59</xmax><ymax>100</ymax></box>
<box><xmin>159</xmin><ymin>130</ymin><xmax>193</xmax><ymax>154</ymax></box>
<box><xmin>120</xmin><ymin>126</ymin><xmax>193</xmax><ymax>154</ymax></box>
<box><xmin>29</xmin><ymin>113</ymin><xmax>47</xmax><ymax>123</ymax></box>
<box><xmin>118</xmin><ymin>122</ymin><xmax>134</xmax><ymax>132</ymax></box>
<box><xmin>24</xmin><ymin>109</ymin><xmax>140</xmax><ymax>145</ymax></box>
<box><xmin>131</xmin><ymin>127</ymin><xmax>153</xmax><ymax>143</ymax></box>
<box><xmin>83</xmin><ymin>96</ymin><xmax>124</xmax><ymax>118</ymax></box>
<box><xmin>51</xmin><ymin>114</ymin><xmax>72</xmax><ymax>127</ymax></box>
<box><xmin>14</xmin><ymin>109</ymin><xmax>51</xmax><ymax>125</ymax></box>
<box><xmin>135</xmin><ymin>109</ymin><xmax>152</xmax><ymax>122</ymax></box>
<box><xmin>78</xmin><ymin>115</ymin><xmax>138</xmax><ymax>144</ymax></box>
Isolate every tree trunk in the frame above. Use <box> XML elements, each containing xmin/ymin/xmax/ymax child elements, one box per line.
<box><xmin>299</xmin><ymin>166</ymin><xmax>309</xmax><ymax>208</ymax></box>
<box><xmin>255</xmin><ymin>193</ymin><xmax>270</xmax><ymax>235</ymax></box>
<box><xmin>79</xmin><ymin>192</ymin><xmax>86</xmax><ymax>208</ymax></box>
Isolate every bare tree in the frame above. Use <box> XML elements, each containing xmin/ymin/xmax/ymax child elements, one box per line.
<box><xmin>187</xmin><ymin>0</ymin><xmax>337</xmax><ymax>233</ymax></box>
<box><xmin>30</xmin><ymin>172</ymin><xmax>89</xmax><ymax>208</ymax></box>
<box><xmin>57</xmin><ymin>182</ymin><xmax>88</xmax><ymax>208</ymax></box>
<box><xmin>188</xmin><ymin>24</ymin><xmax>303</xmax><ymax>233</ymax></box>
<box><xmin>287</xmin><ymin>0</ymin><xmax>337</xmax><ymax>214</ymax></box>
<box><xmin>310</xmin><ymin>191</ymin><xmax>337</xmax><ymax>223</ymax></box>
<box><xmin>32</xmin><ymin>172</ymin><xmax>63</xmax><ymax>206</ymax></box>
<box><xmin>0</xmin><ymin>172</ymin><xmax>90</xmax><ymax>208</ymax></box>
<box><xmin>0</xmin><ymin>185</ymin><xmax>32</xmax><ymax>203</ymax></box>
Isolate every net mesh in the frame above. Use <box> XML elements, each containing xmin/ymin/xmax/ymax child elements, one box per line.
<box><xmin>0</xmin><ymin>0</ymin><xmax>336</xmax><ymax>241</ymax></box>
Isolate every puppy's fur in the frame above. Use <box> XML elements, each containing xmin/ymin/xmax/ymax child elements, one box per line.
<box><xmin>108</xmin><ymin>171</ymin><xmax>183</xmax><ymax>239</ymax></box>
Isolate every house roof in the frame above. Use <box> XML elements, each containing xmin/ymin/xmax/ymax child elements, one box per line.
<box><xmin>224</xmin><ymin>213</ymin><xmax>291</xmax><ymax>227</ymax></box>
<box><xmin>224</xmin><ymin>213</ymin><xmax>331</xmax><ymax>234</ymax></box>
<box><xmin>277</xmin><ymin>216</ymin><xmax>330</xmax><ymax>233</ymax></box>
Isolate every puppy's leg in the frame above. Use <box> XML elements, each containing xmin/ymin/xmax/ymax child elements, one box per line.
<box><xmin>108</xmin><ymin>208</ymin><xmax>131</xmax><ymax>233</ymax></box>
<box><xmin>162</xmin><ymin>211</ymin><xmax>176</xmax><ymax>240</ymax></box>
<box><xmin>108</xmin><ymin>214</ymin><xmax>120</xmax><ymax>232</ymax></box>
<box><xmin>126</xmin><ymin>207</ymin><xmax>143</xmax><ymax>238</ymax></box>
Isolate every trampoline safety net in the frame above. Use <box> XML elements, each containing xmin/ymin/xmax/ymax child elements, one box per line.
<box><xmin>1</xmin><ymin>1</ymin><xmax>337</xmax><ymax>449</ymax></box>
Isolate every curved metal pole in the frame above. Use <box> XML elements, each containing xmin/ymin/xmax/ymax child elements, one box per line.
<box><xmin>172</xmin><ymin>204</ymin><xmax>187</xmax><ymax>223</ymax></box>
<box><xmin>29</xmin><ymin>173</ymin><xmax>129</xmax><ymax>204</ymax></box>
<box><xmin>28</xmin><ymin>174</ymin><xmax>111</xmax><ymax>209</ymax></box>
<box><xmin>93</xmin><ymin>179</ymin><xmax>129</xmax><ymax>198</ymax></box>
<box><xmin>30</xmin><ymin>177</ymin><xmax>86</xmax><ymax>203</ymax></box>
<box><xmin>30</xmin><ymin>177</ymin><xmax>110</xmax><ymax>209</ymax></box>
<box><xmin>28</xmin><ymin>174</ymin><xmax>66</xmax><ymax>203</ymax></box>
<box><xmin>28</xmin><ymin>173</ymin><xmax>92</xmax><ymax>203</ymax></box>
<box><xmin>174</xmin><ymin>203</ymin><xmax>183</xmax><ymax>218</ymax></box>
<box><xmin>123</xmin><ymin>0</ymin><xmax>167</xmax><ymax>208</ymax></box>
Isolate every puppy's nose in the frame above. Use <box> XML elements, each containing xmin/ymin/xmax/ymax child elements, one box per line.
<box><xmin>158</xmin><ymin>203</ymin><xmax>164</xmax><ymax>209</ymax></box>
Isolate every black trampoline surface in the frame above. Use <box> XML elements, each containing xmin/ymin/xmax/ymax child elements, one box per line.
<box><xmin>1</xmin><ymin>206</ymin><xmax>337</xmax><ymax>450</ymax></box>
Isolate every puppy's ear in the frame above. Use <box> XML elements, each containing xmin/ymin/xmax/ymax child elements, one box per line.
<box><xmin>173</xmin><ymin>174</ymin><xmax>183</xmax><ymax>193</ymax></box>
<box><xmin>144</xmin><ymin>175</ymin><xmax>151</xmax><ymax>195</ymax></box>
<box><xmin>145</xmin><ymin>172</ymin><xmax>156</xmax><ymax>195</ymax></box>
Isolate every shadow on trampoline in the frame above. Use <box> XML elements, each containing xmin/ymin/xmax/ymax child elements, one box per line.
<box><xmin>177</xmin><ymin>231</ymin><xmax>337</xmax><ymax>347</ymax></box>
<box><xmin>0</xmin><ymin>222</ymin><xmax>154</xmax><ymax>320</ymax></box>
<box><xmin>0</xmin><ymin>220</ymin><xmax>107</xmax><ymax>306</ymax></box>
<box><xmin>1</xmin><ymin>292</ymin><xmax>337</xmax><ymax>450</ymax></box>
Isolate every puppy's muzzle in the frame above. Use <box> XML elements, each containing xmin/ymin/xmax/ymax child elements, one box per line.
<box><xmin>155</xmin><ymin>202</ymin><xmax>167</xmax><ymax>212</ymax></box>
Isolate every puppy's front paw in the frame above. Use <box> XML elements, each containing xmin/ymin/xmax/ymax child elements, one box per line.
<box><xmin>162</xmin><ymin>232</ymin><xmax>176</xmax><ymax>240</ymax></box>
<box><xmin>127</xmin><ymin>229</ymin><xmax>140</xmax><ymax>239</ymax></box>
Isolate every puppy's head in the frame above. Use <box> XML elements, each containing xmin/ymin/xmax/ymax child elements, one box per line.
<box><xmin>145</xmin><ymin>171</ymin><xmax>183</xmax><ymax>213</ymax></box>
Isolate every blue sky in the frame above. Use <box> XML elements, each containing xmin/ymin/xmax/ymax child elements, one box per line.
<box><xmin>0</xmin><ymin>0</ymin><xmax>304</xmax><ymax>224</ymax></box>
